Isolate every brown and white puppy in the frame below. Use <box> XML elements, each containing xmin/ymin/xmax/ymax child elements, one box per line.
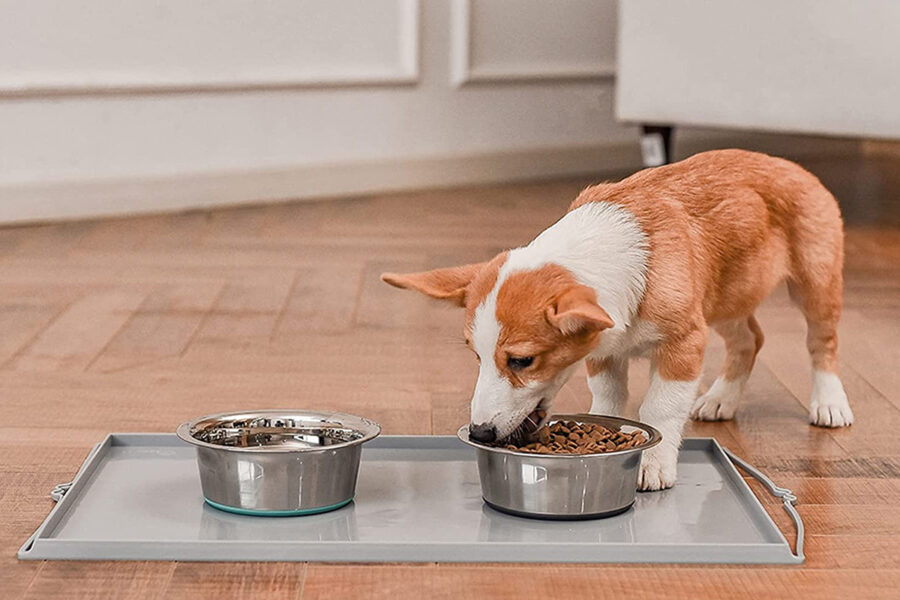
<box><xmin>382</xmin><ymin>149</ymin><xmax>853</xmax><ymax>490</ymax></box>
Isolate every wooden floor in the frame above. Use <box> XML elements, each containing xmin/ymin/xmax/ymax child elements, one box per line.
<box><xmin>2</xmin><ymin>152</ymin><xmax>899</xmax><ymax>599</ymax></box>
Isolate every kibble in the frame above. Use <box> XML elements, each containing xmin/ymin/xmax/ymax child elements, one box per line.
<box><xmin>494</xmin><ymin>420</ymin><xmax>648</xmax><ymax>455</ymax></box>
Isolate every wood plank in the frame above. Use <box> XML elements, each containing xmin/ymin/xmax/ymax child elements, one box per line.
<box><xmin>163</xmin><ymin>563</ymin><xmax>306</xmax><ymax>600</ymax></box>
<box><xmin>0</xmin><ymin>470</ymin><xmax>77</xmax><ymax>527</ymax></box>
<box><xmin>796</xmin><ymin>504</ymin><xmax>900</xmax><ymax>536</ymax></box>
<box><xmin>135</xmin><ymin>282</ymin><xmax>224</xmax><ymax>313</ymax></box>
<box><xmin>138</xmin><ymin>210</ymin><xmax>212</xmax><ymax>250</ymax></box>
<box><xmin>0</xmin><ymin>556</ymin><xmax>41</xmax><ymax>600</ymax></box>
<box><xmin>301</xmin><ymin>565</ymin><xmax>436</xmax><ymax>600</ymax></box>
<box><xmin>0</xmin><ymin>366</ymin><xmax>433</xmax><ymax>430</ymax></box>
<box><xmin>9</xmin><ymin>221</ymin><xmax>93</xmax><ymax>260</ymax></box>
<box><xmin>748</xmin><ymin>455</ymin><xmax>900</xmax><ymax>479</ymax></box>
<box><xmin>0</xmin><ymin>304</ymin><xmax>67</xmax><ymax>366</ymax></box>
<box><xmin>0</xmin><ymin>264</ymin><xmax>128</xmax><ymax>286</ymax></box>
<box><xmin>762</xmin><ymin>476</ymin><xmax>900</xmax><ymax>504</ymax></box>
<box><xmin>202</xmin><ymin>205</ymin><xmax>272</xmax><ymax>243</ymax></box>
<box><xmin>803</xmin><ymin>535</ymin><xmax>900</xmax><ymax>569</ymax></box>
<box><xmin>71</xmin><ymin>215</ymin><xmax>165</xmax><ymax>253</ymax></box>
<box><xmin>272</xmin><ymin>265</ymin><xmax>364</xmax><ymax>338</ymax></box>
<box><xmin>0</xmin><ymin>282</ymin><xmax>107</xmax><ymax>364</ymax></box>
<box><xmin>0</xmin><ymin>225</ymin><xmax>34</xmax><ymax>256</ymax></box>
<box><xmin>22</xmin><ymin>562</ymin><xmax>175</xmax><ymax>600</ymax></box>
<box><xmin>193</xmin><ymin>273</ymin><xmax>296</xmax><ymax>344</ymax></box>
<box><xmin>837</xmin><ymin>309</ymin><xmax>900</xmax><ymax>408</ymax></box>
<box><xmin>88</xmin><ymin>283</ymin><xmax>224</xmax><ymax>373</ymax></box>
<box><xmin>0</xmin><ymin>445</ymin><xmax>98</xmax><ymax>475</ymax></box>
<box><xmin>88</xmin><ymin>313</ymin><xmax>207</xmax><ymax>373</ymax></box>
<box><xmin>302</xmin><ymin>565</ymin><xmax>900</xmax><ymax>600</ymax></box>
<box><xmin>354</xmin><ymin>259</ymin><xmax>434</xmax><ymax>331</ymax></box>
<box><xmin>5</xmin><ymin>288</ymin><xmax>150</xmax><ymax>372</ymax></box>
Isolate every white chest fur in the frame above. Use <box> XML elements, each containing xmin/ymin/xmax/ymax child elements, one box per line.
<box><xmin>590</xmin><ymin>317</ymin><xmax>662</xmax><ymax>360</ymax></box>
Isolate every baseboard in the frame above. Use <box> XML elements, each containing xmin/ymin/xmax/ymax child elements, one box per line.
<box><xmin>0</xmin><ymin>132</ymin><xmax>863</xmax><ymax>225</ymax></box>
<box><xmin>0</xmin><ymin>145</ymin><xmax>641</xmax><ymax>225</ymax></box>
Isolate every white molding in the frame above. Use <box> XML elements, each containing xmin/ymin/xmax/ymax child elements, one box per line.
<box><xmin>398</xmin><ymin>0</ymin><xmax>421</xmax><ymax>83</ymax></box>
<box><xmin>450</xmin><ymin>0</ymin><xmax>473</xmax><ymax>86</ymax></box>
<box><xmin>0</xmin><ymin>0</ymin><xmax>421</xmax><ymax>98</ymax></box>
<box><xmin>451</xmin><ymin>0</ymin><xmax>616</xmax><ymax>86</ymax></box>
<box><xmin>0</xmin><ymin>144</ymin><xmax>633</xmax><ymax>225</ymax></box>
<box><xmin>0</xmin><ymin>134</ymin><xmax>862</xmax><ymax>225</ymax></box>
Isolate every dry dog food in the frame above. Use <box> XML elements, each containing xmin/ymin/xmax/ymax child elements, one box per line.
<box><xmin>499</xmin><ymin>419</ymin><xmax>647</xmax><ymax>455</ymax></box>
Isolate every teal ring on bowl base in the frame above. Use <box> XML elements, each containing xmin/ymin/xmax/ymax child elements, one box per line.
<box><xmin>204</xmin><ymin>497</ymin><xmax>352</xmax><ymax>517</ymax></box>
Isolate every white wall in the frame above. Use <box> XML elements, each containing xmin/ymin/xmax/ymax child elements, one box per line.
<box><xmin>0</xmin><ymin>0</ymin><xmax>858</xmax><ymax>223</ymax></box>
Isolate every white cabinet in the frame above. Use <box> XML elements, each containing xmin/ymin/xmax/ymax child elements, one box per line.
<box><xmin>617</xmin><ymin>0</ymin><xmax>900</xmax><ymax>140</ymax></box>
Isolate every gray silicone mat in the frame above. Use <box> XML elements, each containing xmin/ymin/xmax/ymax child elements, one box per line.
<box><xmin>19</xmin><ymin>434</ymin><xmax>802</xmax><ymax>563</ymax></box>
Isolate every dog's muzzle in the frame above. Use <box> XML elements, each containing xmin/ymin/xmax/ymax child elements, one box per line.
<box><xmin>468</xmin><ymin>423</ymin><xmax>497</xmax><ymax>443</ymax></box>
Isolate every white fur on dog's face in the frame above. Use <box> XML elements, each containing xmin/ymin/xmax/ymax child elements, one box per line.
<box><xmin>469</xmin><ymin>288</ymin><xmax>509</xmax><ymax>428</ymax></box>
<box><xmin>469</xmin><ymin>282</ymin><xmax>579</xmax><ymax>439</ymax></box>
<box><xmin>470</xmin><ymin>361</ymin><xmax>575</xmax><ymax>440</ymax></box>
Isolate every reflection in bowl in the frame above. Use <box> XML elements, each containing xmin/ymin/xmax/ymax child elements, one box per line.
<box><xmin>177</xmin><ymin>410</ymin><xmax>381</xmax><ymax>516</ymax></box>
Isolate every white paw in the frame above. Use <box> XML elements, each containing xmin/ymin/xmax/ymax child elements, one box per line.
<box><xmin>690</xmin><ymin>377</ymin><xmax>742</xmax><ymax>421</ymax></box>
<box><xmin>638</xmin><ymin>446</ymin><xmax>677</xmax><ymax>491</ymax></box>
<box><xmin>809</xmin><ymin>371</ymin><xmax>854</xmax><ymax>428</ymax></box>
<box><xmin>810</xmin><ymin>403</ymin><xmax>854</xmax><ymax>427</ymax></box>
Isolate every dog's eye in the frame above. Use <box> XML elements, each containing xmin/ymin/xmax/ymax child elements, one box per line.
<box><xmin>507</xmin><ymin>356</ymin><xmax>534</xmax><ymax>371</ymax></box>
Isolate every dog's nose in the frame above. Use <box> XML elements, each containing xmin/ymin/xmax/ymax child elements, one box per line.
<box><xmin>469</xmin><ymin>423</ymin><xmax>497</xmax><ymax>443</ymax></box>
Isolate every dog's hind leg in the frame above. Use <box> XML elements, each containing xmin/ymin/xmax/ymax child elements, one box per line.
<box><xmin>691</xmin><ymin>316</ymin><xmax>763</xmax><ymax>421</ymax></box>
<box><xmin>785</xmin><ymin>188</ymin><xmax>853</xmax><ymax>427</ymax></box>
<box><xmin>587</xmin><ymin>356</ymin><xmax>628</xmax><ymax>416</ymax></box>
<box><xmin>787</xmin><ymin>274</ymin><xmax>854</xmax><ymax>427</ymax></box>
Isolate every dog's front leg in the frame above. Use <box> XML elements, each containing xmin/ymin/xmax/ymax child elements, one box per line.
<box><xmin>587</xmin><ymin>356</ymin><xmax>629</xmax><ymax>416</ymax></box>
<box><xmin>638</xmin><ymin>329</ymin><xmax>705</xmax><ymax>491</ymax></box>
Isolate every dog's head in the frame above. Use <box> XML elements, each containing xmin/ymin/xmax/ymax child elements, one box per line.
<box><xmin>382</xmin><ymin>253</ymin><xmax>613</xmax><ymax>443</ymax></box>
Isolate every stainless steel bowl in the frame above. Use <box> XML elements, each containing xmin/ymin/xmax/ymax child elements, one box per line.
<box><xmin>176</xmin><ymin>410</ymin><xmax>380</xmax><ymax>516</ymax></box>
<box><xmin>458</xmin><ymin>414</ymin><xmax>661</xmax><ymax>520</ymax></box>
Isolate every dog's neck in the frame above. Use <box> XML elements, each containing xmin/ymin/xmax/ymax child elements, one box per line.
<box><xmin>500</xmin><ymin>201</ymin><xmax>650</xmax><ymax>336</ymax></box>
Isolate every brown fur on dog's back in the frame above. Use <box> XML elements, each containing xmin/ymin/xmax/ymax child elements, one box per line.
<box><xmin>571</xmin><ymin>149</ymin><xmax>844</xmax><ymax>378</ymax></box>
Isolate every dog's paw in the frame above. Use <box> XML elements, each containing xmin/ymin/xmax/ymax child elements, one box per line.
<box><xmin>690</xmin><ymin>377</ymin><xmax>741</xmax><ymax>421</ymax></box>
<box><xmin>638</xmin><ymin>447</ymin><xmax>677</xmax><ymax>491</ymax></box>
<box><xmin>809</xmin><ymin>371</ymin><xmax>854</xmax><ymax>428</ymax></box>
<box><xmin>810</xmin><ymin>403</ymin><xmax>854</xmax><ymax>427</ymax></box>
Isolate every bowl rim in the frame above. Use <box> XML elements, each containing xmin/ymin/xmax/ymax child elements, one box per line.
<box><xmin>176</xmin><ymin>409</ymin><xmax>381</xmax><ymax>453</ymax></box>
<box><xmin>456</xmin><ymin>413</ymin><xmax>662</xmax><ymax>458</ymax></box>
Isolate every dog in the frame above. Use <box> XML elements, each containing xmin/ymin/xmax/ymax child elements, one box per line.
<box><xmin>382</xmin><ymin>149</ymin><xmax>853</xmax><ymax>490</ymax></box>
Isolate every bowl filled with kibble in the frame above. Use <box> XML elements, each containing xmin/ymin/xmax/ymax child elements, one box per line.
<box><xmin>457</xmin><ymin>413</ymin><xmax>661</xmax><ymax>520</ymax></box>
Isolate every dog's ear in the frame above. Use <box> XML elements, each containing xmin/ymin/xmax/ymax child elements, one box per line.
<box><xmin>546</xmin><ymin>284</ymin><xmax>614</xmax><ymax>334</ymax></box>
<box><xmin>381</xmin><ymin>262</ymin><xmax>487</xmax><ymax>307</ymax></box>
